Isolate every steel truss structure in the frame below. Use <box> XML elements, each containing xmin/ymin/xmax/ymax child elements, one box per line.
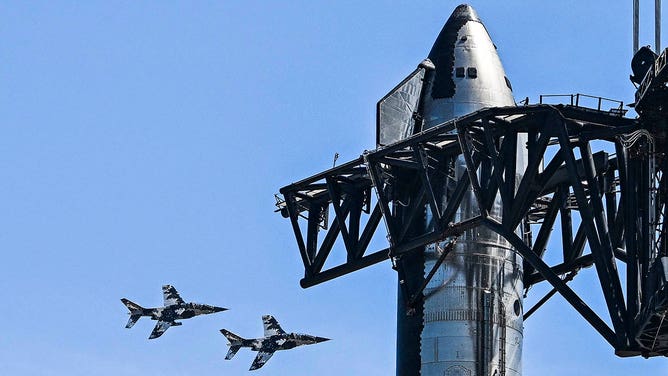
<box><xmin>277</xmin><ymin>102</ymin><xmax>668</xmax><ymax>357</ymax></box>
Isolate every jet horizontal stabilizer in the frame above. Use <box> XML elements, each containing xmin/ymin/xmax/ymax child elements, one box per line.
<box><xmin>226</xmin><ymin>345</ymin><xmax>242</xmax><ymax>360</ymax></box>
<box><xmin>125</xmin><ymin>314</ymin><xmax>141</xmax><ymax>329</ymax></box>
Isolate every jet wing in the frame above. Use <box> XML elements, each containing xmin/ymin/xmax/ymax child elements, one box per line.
<box><xmin>249</xmin><ymin>350</ymin><xmax>275</xmax><ymax>370</ymax></box>
<box><xmin>262</xmin><ymin>315</ymin><xmax>286</xmax><ymax>337</ymax></box>
<box><xmin>149</xmin><ymin>320</ymin><xmax>172</xmax><ymax>339</ymax></box>
<box><xmin>162</xmin><ymin>285</ymin><xmax>185</xmax><ymax>306</ymax></box>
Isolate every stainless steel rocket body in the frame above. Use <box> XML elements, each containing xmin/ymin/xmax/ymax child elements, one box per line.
<box><xmin>416</xmin><ymin>6</ymin><xmax>527</xmax><ymax>376</ymax></box>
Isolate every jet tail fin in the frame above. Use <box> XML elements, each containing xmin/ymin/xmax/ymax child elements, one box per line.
<box><xmin>121</xmin><ymin>298</ymin><xmax>145</xmax><ymax>328</ymax></box>
<box><xmin>220</xmin><ymin>329</ymin><xmax>245</xmax><ymax>360</ymax></box>
<box><xmin>121</xmin><ymin>298</ymin><xmax>144</xmax><ymax>312</ymax></box>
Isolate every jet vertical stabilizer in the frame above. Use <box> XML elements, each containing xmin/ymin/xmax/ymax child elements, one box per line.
<box><xmin>220</xmin><ymin>329</ymin><xmax>245</xmax><ymax>360</ymax></box>
<box><xmin>121</xmin><ymin>298</ymin><xmax>145</xmax><ymax>328</ymax></box>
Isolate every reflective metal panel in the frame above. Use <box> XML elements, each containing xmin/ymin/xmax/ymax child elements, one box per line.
<box><xmin>411</xmin><ymin>5</ymin><xmax>526</xmax><ymax>376</ymax></box>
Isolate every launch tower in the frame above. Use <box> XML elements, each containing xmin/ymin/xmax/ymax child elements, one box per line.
<box><xmin>277</xmin><ymin>4</ymin><xmax>668</xmax><ymax>375</ymax></box>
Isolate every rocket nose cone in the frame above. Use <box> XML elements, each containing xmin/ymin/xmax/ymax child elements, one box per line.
<box><xmin>429</xmin><ymin>4</ymin><xmax>483</xmax><ymax>61</ymax></box>
<box><xmin>449</xmin><ymin>4</ymin><xmax>481</xmax><ymax>23</ymax></box>
<box><xmin>426</xmin><ymin>4</ymin><xmax>492</xmax><ymax>101</ymax></box>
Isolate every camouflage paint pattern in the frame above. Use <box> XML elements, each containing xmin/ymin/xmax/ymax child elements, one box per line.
<box><xmin>221</xmin><ymin>315</ymin><xmax>330</xmax><ymax>370</ymax></box>
<box><xmin>121</xmin><ymin>284</ymin><xmax>227</xmax><ymax>339</ymax></box>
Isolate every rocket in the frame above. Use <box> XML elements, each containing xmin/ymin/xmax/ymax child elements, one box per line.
<box><xmin>423</xmin><ymin>4</ymin><xmax>516</xmax><ymax>124</ymax></box>
<box><xmin>393</xmin><ymin>5</ymin><xmax>527</xmax><ymax>376</ymax></box>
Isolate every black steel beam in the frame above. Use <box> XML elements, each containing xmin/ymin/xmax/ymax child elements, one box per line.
<box><xmin>355</xmin><ymin>203</ymin><xmax>383</xmax><ymax>259</ymax></box>
<box><xmin>284</xmin><ymin>192</ymin><xmax>313</xmax><ymax>274</ymax></box>
<box><xmin>638</xmin><ymin>139</ymin><xmax>652</xmax><ymax>307</ymax></box>
<box><xmin>457</xmin><ymin>124</ymin><xmax>488</xmax><ymax>217</ymax></box>
<box><xmin>300</xmin><ymin>248</ymin><xmax>390</xmax><ymax>288</ymax></box>
<box><xmin>348</xmin><ymin>192</ymin><xmax>363</xmax><ymax>262</ymax></box>
<box><xmin>381</xmin><ymin>156</ymin><xmax>421</xmax><ymax>170</ymax></box>
<box><xmin>558</xmin><ymin>185</ymin><xmax>574</xmax><ymax>258</ymax></box>
<box><xmin>437</xmin><ymin>172</ymin><xmax>471</xmax><ymax>230</ymax></box>
<box><xmin>617</xmin><ymin>141</ymin><xmax>641</xmax><ymax>324</ymax></box>
<box><xmin>481</xmin><ymin>129</ymin><xmax>513</xmax><ymax>215</ymax></box>
<box><xmin>326</xmin><ymin>176</ymin><xmax>357</xmax><ymax>257</ymax></box>
<box><xmin>570</xmin><ymin>223</ymin><xmax>588</xmax><ymax>262</ymax></box>
<box><xmin>397</xmin><ymin>183</ymin><xmax>428</xmax><ymax>242</ymax></box>
<box><xmin>524</xmin><ymin>271</ymin><xmax>578</xmax><ymax>320</ymax></box>
<box><xmin>542</xmin><ymin>151</ymin><xmax>608</xmax><ymax>195</ymax></box>
<box><xmin>507</xmin><ymin>126</ymin><xmax>553</xmax><ymax>228</ymax></box>
<box><xmin>392</xmin><ymin>216</ymin><xmax>482</xmax><ymax>257</ymax></box>
<box><xmin>509</xmin><ymin>149</ymin><xmax>563</xmax><ymax>230</ymax></box>
<box><xmin>559</xmin><ymin>122</ymin><xmax>628</xmax><ymax>346</ymax></box>
<box><xmin>501</xmin><ymin>132</ymin><xmax>517</xmax><ymax>221</ymax></box>
<box><xmin>484</xmin><ymin>218</ymin><xmax>618</xmax><ymax>347</ymax></box>
<box><xmin>365</xmin><ymin>160</ymin><xmax>400</xmax><ymax>246</ymax></box>
<box><xmin>306</xmin><ymin>203</ymin><xmax>322</xmax><ymax>263</ymax></box>
<box><xmin>279</xmin><ymin>157</ymin><xmax>366</xmax><ymax>193</ymax></box>
<box><xmin>525</xmin><ymin>254</ymin><xmax>594</xmax><ymax>286</ymax></box>
<box><xmin>413</xmin><ymin>145</ymin><xmax>443</xmax><ymax>223</ymax></box>
<box><xmin>407</xmin><ymin>238</ymin><xmax>457</xmax><ymax>308</ymax></box>
<box><xmin>311</xmin><ymin>217</ymin><xmax>341</xmax><ymax>274</ymax></box>
<box><xmin>525</xmin><ymin>188</ymin><xmax>562</xmax><ymax>278</ymax></box>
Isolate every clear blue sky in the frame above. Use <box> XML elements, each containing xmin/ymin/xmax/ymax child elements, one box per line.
<box><xmin>1</xmin><ymin>1</ymin><xmax>667</xmax><ymax>375</ymax></box>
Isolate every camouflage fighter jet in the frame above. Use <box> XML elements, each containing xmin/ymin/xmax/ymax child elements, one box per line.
<box><xmin>221</xmin><ymin>315</ymin><xmax>330</xmax><ymax>371</ymax></box>
<box><xmin>121</xmin><ymin>285</ymin><xmax>227</xmax><ymax>339</ymax></box>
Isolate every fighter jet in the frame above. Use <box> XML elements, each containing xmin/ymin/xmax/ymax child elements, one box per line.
<box><xmin>220</xmin><ymin>315</ymin><xmax>330</xmax><ymax>370</ymax></box>
<box><xmin>121</xmin><ymin>285</ymin><xmax>227</xmax><ymax>339</ymax></box>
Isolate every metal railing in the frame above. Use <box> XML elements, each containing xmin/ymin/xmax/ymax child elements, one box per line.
<box><xmin>539</xmin><ymin>93</ymin><xmax>626</xmax><ymax>116</ymax></box>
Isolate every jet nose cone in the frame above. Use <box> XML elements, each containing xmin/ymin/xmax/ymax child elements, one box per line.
<box><xmin>213</xmin><ymin>306</ymin><xmax>228</xmax><ymax>312</ymax></box>
<box><xmin>315</xmin><ymin>336</ymin><xmax>330</xmax><ymax>343</ymax></box>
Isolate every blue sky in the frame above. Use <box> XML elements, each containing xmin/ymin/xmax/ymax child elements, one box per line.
<box><xmin>1</xmin><ymin>1</ymin><xmax>667</xmax><ymax>375</ymax></box>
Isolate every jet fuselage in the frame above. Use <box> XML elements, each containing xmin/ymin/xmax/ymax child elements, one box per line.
<box><xmin>140</xmin><ymin>303</ymin><xmax>225</xmax><ymax>321</ymax></box>
<box><xmin>245</xmin><ymin>333</ymin><xmax>327</xmax><ymax>352</ymax></box>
